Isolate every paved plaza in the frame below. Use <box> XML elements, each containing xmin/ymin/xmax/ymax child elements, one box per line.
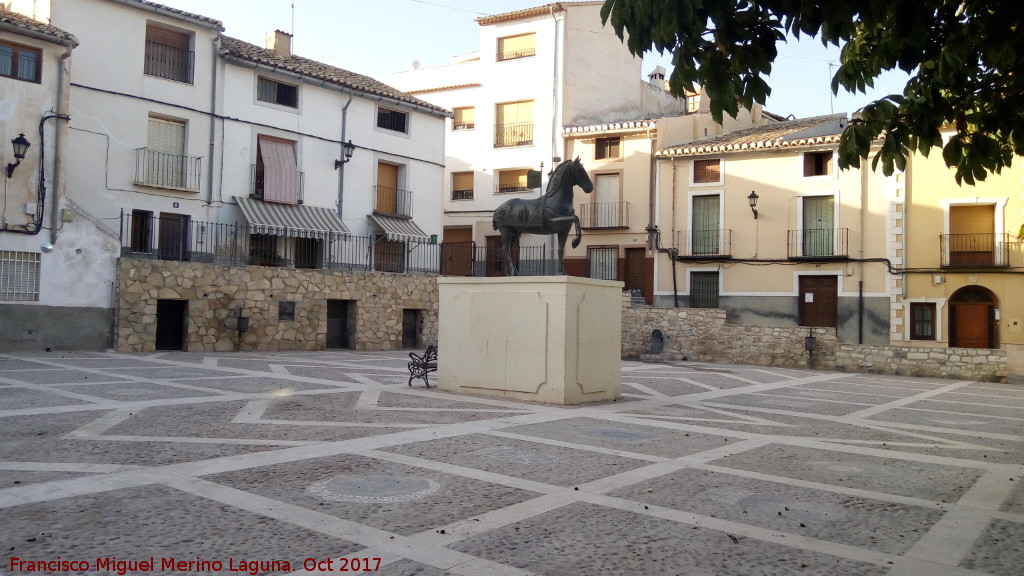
<box><xmin>0</xmin><ymin>351</ymin><xmax>1021</xmax><ymax>576</ymax></box>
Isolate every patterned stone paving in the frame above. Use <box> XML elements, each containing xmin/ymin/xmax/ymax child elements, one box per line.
<box><xmin>0</xmin><ymin>351</ymin><xmax>1020</xmax><ymax>576</ymax></box>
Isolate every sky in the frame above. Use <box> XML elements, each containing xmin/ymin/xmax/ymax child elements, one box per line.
<box><xmin>156</xmin><ymin>0</ymin><xmax>911</xmax><ymax>119</ymax></box>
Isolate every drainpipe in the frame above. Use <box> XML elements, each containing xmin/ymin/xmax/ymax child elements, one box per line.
<box><xmin>206</xmin><ymin>33</ymin><xmax>221</xmax><ymax>206</ymax></box>
<box><xmin>48</xmin><ymin>40</ymin><xmax>75</xmax><ymax>245</ymax></box>
<box><xmin>549</xmin><ymin>6</ymin><xmax>564</xmax><ymax>266</ymax></box>
<box><xmin>670</xmin><ymin>158</ymin><xmax>679</xmax><ymax>307</ymax></box>
<box><xmin>337</xmin><ymin>91</ymin><xmax>353</xmax><ymax>217</ymax></box>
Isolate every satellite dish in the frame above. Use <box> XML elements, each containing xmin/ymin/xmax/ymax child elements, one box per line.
<box><xmin>412</xmin><ymin>60</ymin><xmax>421</xmax><ymax>69</ymax></box>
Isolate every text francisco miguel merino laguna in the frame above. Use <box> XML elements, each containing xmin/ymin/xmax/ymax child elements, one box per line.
<box><xmin>7</xmin><ymin>556</ymin><xmax>384</xmax><ymax>574</ymax></box>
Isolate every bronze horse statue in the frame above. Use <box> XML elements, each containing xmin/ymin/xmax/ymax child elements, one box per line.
<box><xmin>491</xmin><ymin>157</ymin><xmax>593</xmax><ymax>275</ymax></box>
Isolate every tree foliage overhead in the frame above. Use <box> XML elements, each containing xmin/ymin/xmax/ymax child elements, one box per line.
<box><xmin>601</xmin><ymin>0</ymin><xmax>1024</xmax><ymax>184</ymax></box>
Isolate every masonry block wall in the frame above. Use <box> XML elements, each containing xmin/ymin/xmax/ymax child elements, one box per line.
<box><xmin>620</xmin><ymin>295</ymin><xmax>1007</xmax><ymax>382</ymax></box>
<box><xmin>116</xmin><ymin>260</ymin><xmax>438</xmax><ymax>352</ymax></box>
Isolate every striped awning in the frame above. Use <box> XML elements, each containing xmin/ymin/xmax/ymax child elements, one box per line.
<box><xmin>237</xmin><ymin>196</ymin><xmax>349</xmax><ymax>238</ymax></box>
<box><xmin>368</xmin><ymin>214</ymin><xmax>429</xmax><ymax>243</ymax></box>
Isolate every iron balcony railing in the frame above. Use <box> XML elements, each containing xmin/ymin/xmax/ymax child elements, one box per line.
<box><xmin>451</xmin><ymin>189</ymin><xmax>474</xmax><ymax>201</ymax></box>
<box><xmin>494</xmin><ymin>184</ymin><xmax>532</xmax><ymax>193</ymax></box>
<box><xmin>134</xmin><ymin>148</ymin><xmax>202</xmax><ymax>191</ymax></box>
<box><xmin>494</xmin><ymin>121</ymin><xmax>534</xmax><ymax>148</ymax></box>
<box><xmin>374</xmin><ymin>186</ymin><xmax>413</xmax><ymax>218</ymax></box>
<box><xmin>940</xmin><ymin>233</ymin><xmax>1013</xmax><ymax>267</ymax></box>
<box><xmin>452</xmin><ymin>121</ymin><xmax>475</xmax><ymax>131</ymax></box>
<box><xmin>250</xmin><ymin>164</ymin><xmax>304</xmax><ymax>204</ymax></box>
<box><xmin>118</xmin><ymin>211</ymin><xmax>571</xmax><ymax>276</ymax></box>
<box><xmin>579</xmin><ymin>202</ymin><xmax>630</xmax><ymax>229</ymax></box>
<box><xmin>143</xmin><ymin>41</ymin><xmax>194</xmax><ymax>84</ymax></box>
<box><xmin>788</xmin><ymin>228</ymin><xmax>849</xmax><ymax>259</ymax></box>
<box><xmin>673</xmin><ymin>229</ymin><xmax>733</xmax><ymax>258</ymax></box>
<box><xmin>496</xmin><ymin>47</ymin><xmax>536</xmax><ymax>61</ymax></box>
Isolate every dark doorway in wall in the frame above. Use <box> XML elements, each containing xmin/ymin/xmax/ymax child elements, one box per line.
<box><xmin>402</xmin><ymin>309</ymin><xmax>420</xmax><ymax>349</ymax></box>
<box><xmin>155</xmin><ymin>299</ymin><xmax>187</xmax><ymax>350</ymax></box>
<box><xmin>327</xmin><ymin>300</ymin><xmax>353</xmax><ymax>349</ymax></box>
<box><xmin>799</xmin><ymin>276</ymin><xmax>838</xmax><ymax>328</ymax></box>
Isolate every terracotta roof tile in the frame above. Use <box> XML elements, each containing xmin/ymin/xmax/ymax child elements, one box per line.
<box><xmin>118</xmin><ymin>0</ymin><xmax>223</xmax><ymax>29</ymax></box>
<box><xmin>0</xmin><ymin>9</ymin><xmax>78</xmax><ymax>45</ymax></box>
<box><xmin>219</xmin><ymin>36</ymin><xmax>450</xmax><ymax>117</ymax></box>
<box><xmin>658</xmin><ymin>114</ymin><xmax>849</xmax><ymax>157</ymax></box>
<box><xmin>475</xmin><ymin>2</ymin><xmax>601</xmax><ymax>25</ymax></box>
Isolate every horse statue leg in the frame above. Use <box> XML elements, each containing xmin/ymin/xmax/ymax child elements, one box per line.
<box><xmin>556</xmin><ymin>227</ymin><xmax>569</xmax><ymax>275</ymax></box>
<box><xmin>501</xmin><ymin>227</ymin><xmax>519</xmax><ymax>276</ymax></box>
<box><xmin>570</xmin><ymin>214</ymin><xmax>582</xmax><ymax>249</ymax></box>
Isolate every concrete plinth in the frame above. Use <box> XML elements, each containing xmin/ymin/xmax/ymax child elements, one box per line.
<box><xmin>437</xmin><ymin>276</ymin><xmax>622</xmax><ymax>405</ymax></box>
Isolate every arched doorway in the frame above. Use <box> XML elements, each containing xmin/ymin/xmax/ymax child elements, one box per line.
<box><xmin>949</xmin><ymin>286</ymin><xmax>998</xmax><ymax>348</ymax></box>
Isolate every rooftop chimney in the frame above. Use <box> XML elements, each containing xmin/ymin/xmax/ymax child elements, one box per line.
<box><xmin>266</xmin><ymin>30</ymin><xmax>292</xmax><ymax>58</ymax></box>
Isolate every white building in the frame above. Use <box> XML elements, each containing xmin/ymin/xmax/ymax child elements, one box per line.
<box><xmin>0</xmin><ymin>0</ymin><xmax>448</xmax><ymax>350</ymax></box>
<box><xmin>391</xmin><ymin>1</ymin><xmax>689</xmax><ymax>274</ymax></box>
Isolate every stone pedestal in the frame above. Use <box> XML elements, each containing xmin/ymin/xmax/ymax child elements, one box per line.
<box><xmin>437</xmin><ymin>276</ymin><xmax>622</xmax><ymax>405</ymax></box>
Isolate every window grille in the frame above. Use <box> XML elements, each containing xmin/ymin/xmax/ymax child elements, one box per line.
<box><xmin>0</xmin><ymin>251</ymin><xmax>40</xmax><ymax>301</ymax></box>
<box><xmin>377</xmin><ymin>108</ymin><xmax>408</xmax><ymax>133</ymax></box>
<box><xmin>589</xmin><ymin>248</ymin><xmax>618</xmax><ymax>280</ymax></box>
<box><xmin>690</xmin><ymin>271</ymin><xmax>719</xmax><ymax>308</ymax></box>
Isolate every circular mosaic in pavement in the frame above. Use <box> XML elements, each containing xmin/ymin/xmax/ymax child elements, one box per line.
<box><xmin>309</xmin><ymin>474</ymin><xmax>440</xmax><ymax>504</ymax></box>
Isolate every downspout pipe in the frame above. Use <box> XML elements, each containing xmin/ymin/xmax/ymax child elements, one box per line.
<box><xmin>48</xmin><ymin>39</ymin><xmax>76</xmax><ymax>244</ymax></box>
<box><xmin>337</xmin><ymin>91</ymin><xmax>353</xmax><ymax>217</ymax></box>
<box><xmin>206</xmin><ymin>33</ymin><xmax>221</xmax><ymax>206</ymax></box>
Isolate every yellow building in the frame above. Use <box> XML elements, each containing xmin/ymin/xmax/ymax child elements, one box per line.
<box><xmin>894</xmin><ymin>144</ymin><xmax>1024</xmax><ymax>380</ymax></box>
<box><xmin>653</xmin><ymin>115</ymin><xmax>894</xmax><ymax>345</ymax></box>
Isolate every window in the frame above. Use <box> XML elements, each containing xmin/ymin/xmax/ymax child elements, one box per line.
<box><xmin>0</xmin><ymin>40</ymin><xmax>41</xmax><ymax>83</ymax></box>
<box><xmin>802</xmin><ymin>195</ymin><xmax>835</xmax><ymax>256</ymax></box>
<box><xmin>691</xmin><ymin>195</ymin><xmax>721</xmax><ymax>255</ymax></box>
<box><xmin>0</xmin><ymin>251</ymin><xmax>40</xmax><ymax>301</ymax></box>
<box><xmin>589</xmin><ymin>248</ymin><xmax>618</xmax><ymax>280</ymax></box>
<box><xmin>144</xmin><ymin>24</ymin><xmax>193</xmax><ymax>83</ymax></box>
<box><xmin>143</xmin><ymin>117</ymin><xmax>187</xmax><ymax>189</ymax></box>
<box><xmin>686</xmin><ymin>92</ymin><xmax>700</xmax><ymax>113</ymax></box>
<box><xmin>452</xmin><ymin>171</ymin><xmax>474</xmax><ymax>200</ymax></box>
<box><xmin>595</xmin><ymin>137</ymin><xmax>621</xmax><ymax>160</ymax></box>
<box><xmin>377</xmin><ymin>107</ymin><xmax>408</xmax><ymax>133</ymax></box>
<box><xmin>497</xmin><ymin>33</ymin><xmax>536</xmax><ymax>61</ymax></box>
<box><xmin>496</xmin><ymin>169</ymin><xmax>530</xmax><ymax>193</ymax></box>
<box><xmin>690</xmin><ymin>271</ymin><xmax>719</xmax><ymax>308</ymax></box>
<box><xmin>254</xmin><ymin>136</ymin><xmax>302</xmax><ymax>204</ymax></box>
<box><xmin>693</xmin><ymin>159</ymin><xmax>721</xmax><ymax>184</ymax></box>
<box><xmin>453</xmin><ymin>107</ymin><xmax>475</xmax><ymax>130</ymax></box>
<box><xmin>257</xmin><ymin>77</ymin><xmax>298</xmax><ymax>108</ymax></box>
<box><xmin>495</xmin><ymin>100</ymin><xmax>534</xmax><ymax>147</ymax></box>
<box><xmin>592</xmin><ymin>174</ymin><xmax>620</xmax><ymax>227</ymax></box>
<box><xmin>803</xmin><ymin>151</ymin><xmax>833</xmax><ymax>177</ymax></box>
<box><xmin>910</xmin><ymin>303</ymin><xmax>936</xmax><ymax>340</ymax></box>
<box><xmin>375</xmin><ymin>162</ymin><xmax>410</xmax><ymax>217</ymax></box>
<box><xmin>279</xmin><ymin>302</ymin><xmax>296</xmax><ymax>321</ymax></box>
<box><xmin>130</xmin><ymin>209</ymin><xmax>154</xmax><ymax>254</ymax></box>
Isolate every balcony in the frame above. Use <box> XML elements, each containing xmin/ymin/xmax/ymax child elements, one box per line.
<box><xmin>494</xmin><ymin>122</ymin><xmax>534</xmax><ymax>148</ymax></box>
<box><xmin>674</xmin><ymin>229</ymin><xmax>733</xmax><ymax>258</ymax></box>
<box><xmin>134</xmin><ymin>148</ymin><xmax>202</xmax><ymax>191</ymax></box>
<box><xmin>787</xmin><ymin>228</ymin><xmax>849</xmax><ymax>259</ymax></box>
<box><xmin>451</xmin><ymin>189</ymin><xmax>473</xmax><ymax>201</ymax></box>
<box><xmin>496</xmin><ymin>47</ymin><xmax>536</xmax><ymax>62</ymax></box>
<box><xmin>374</xmin><ymin>185</ymin><xmax>413</xmax><ymax>218</ymax></box>
<box><xmin>580</xmin><ymin>202</ymin><xmax>630</xmax><ymax>229</ymax></box>
<box><xmin>452</xmin><ymin>121</ymin><xmax>475</xmax><ymax>131</ymax></box>
<box><xmin>941</xmin><ymin>233</ymin><xmax>1013</xmax><ymax>267</ymax></box>
<box><xmin>250</xmin><ymin>164</ymin><xmax>304</xmax><ymax>204</ymax></box>
<box><xmin>143</xmin><ymin>41</ymin><xmax>194</xmax><ymax>84</ymax></box>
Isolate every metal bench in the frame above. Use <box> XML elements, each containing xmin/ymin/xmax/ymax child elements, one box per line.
<box><xmin>407</xmin><ymin>344</ymin><xmax>438</xmax><ymax>388</ymax></box>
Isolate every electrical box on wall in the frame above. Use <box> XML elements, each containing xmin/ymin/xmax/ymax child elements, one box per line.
<box><xmin>25</xmin><ymin>202</ymin><xmax>37</xmax><ymax>215</ymax></box>
<box><xmin>61</xmin><ymin>208</ymin><xmax>73</xmax><ymax>222</ymax></box>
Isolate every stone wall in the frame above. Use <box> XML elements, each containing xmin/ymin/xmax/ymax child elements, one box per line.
<box><xmin>622</xmin><ymin>295</ymin><xmax>1007</xmax><ymax>382</ymax></box>
<box><xmin>116</xmin><ymin>260</ymin><xmax>438</xmax><ymax>352</ymax></box>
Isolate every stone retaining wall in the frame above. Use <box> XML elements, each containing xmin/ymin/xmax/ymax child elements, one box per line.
<box><xmin>116</xmin><ymin>260</ymin><xmax>438</xmax><ymax>352</ymax></box>
<box><xmin>621</xmin><ymin>295</ymin><xmax>1007</xmax><ymax>382</ymax></box>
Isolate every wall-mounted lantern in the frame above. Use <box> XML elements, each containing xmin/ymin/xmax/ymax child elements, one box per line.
<box><xmin>6</xmin><ymin>133</ymin><xmax>31</xmax><ymax>178</ymax></box>
<box><xmin>334</xmin><ymin>139</ymin><xmax>355</xmax><ymax>169</ymax></box>
<box><xmin>747</xmin><ymin>190</ymin><xmax>759</xmax><ymax>219</ymax></box>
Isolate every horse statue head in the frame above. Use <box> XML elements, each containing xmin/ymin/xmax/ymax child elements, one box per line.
<box><xmin>545</xmin><ymin>156</ymin><xmax>594</xmax><ymax>198</ymax></box>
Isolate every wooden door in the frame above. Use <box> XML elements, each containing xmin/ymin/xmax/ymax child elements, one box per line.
<box><xmin>485</xmin><ymin>235</ymin><xmax>517</xmax><ymax>276</ymax></box>
<box><xmin>799</xmin><ymin>276</ymin><xmax>837</xmax><ymax>327</ymax></box>
<box><xmin>624</xmin><ymin>248</ymin><xmax>645</xmax><ymax>293</ymax></box>
<box><xmin>442</xmin><ymin>228</ymin><xmax>473</xmax><ymax>275</ymax></box>
<box><xmin>950</xmin><ymin>287</ymin><xmax>996</xmax><ymax>348</ymax></box>
<box><xmin>376</xmin><ymin>162</ymin><xmax>399</xmax><ymax>214</ymax></box>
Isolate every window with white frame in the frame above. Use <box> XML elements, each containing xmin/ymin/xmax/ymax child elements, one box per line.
<box><xmin>257</xmin><ymin>76</ymin><xmax>298</xmax><ymax>108</ymax></box>
<box><xmin>909</xmin><ymin>302</ymin><xmax>937</xmax><ymax>340</ymax></box>
<box><xmin>0</xmin><ymin>251</ymin><xmax>40</xmax><ymax>301</ymax></box>
<box><xmin>255</xmin><ymin>135</ymin><xmax>302</xmax><ymax>204</ymax></box>
<box><xmin>801</xmin><ymin>195</ymin><xmax>836</xmax><ymax>256</ymax></box>
<box><xmin>692</xmin><ymin>159</ymin><xmax>721</xmax><ymax>184</ymax></box>
<box><xmin>143</xmin><ymin>116</ymin><xmax>187</xmax><ymax>189</ymax></box>
<box><xmin>377</xmin><ymin>107</ymin><xmax>408</xmax><ymax>133</ymax></box>
<box><xmin>690</xmin><ymin>271</ymin><xmax>719</xmax><ymax>308</ymax></box>
<box><xmin>803</xmin><ymin>151</ymin><xmax>833</xmax><ymax>177</ymax></box>
<box><xmin>691</xmin><ymin>194</ymin><xmax>721</xmax><ymax>255</ymax></box>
